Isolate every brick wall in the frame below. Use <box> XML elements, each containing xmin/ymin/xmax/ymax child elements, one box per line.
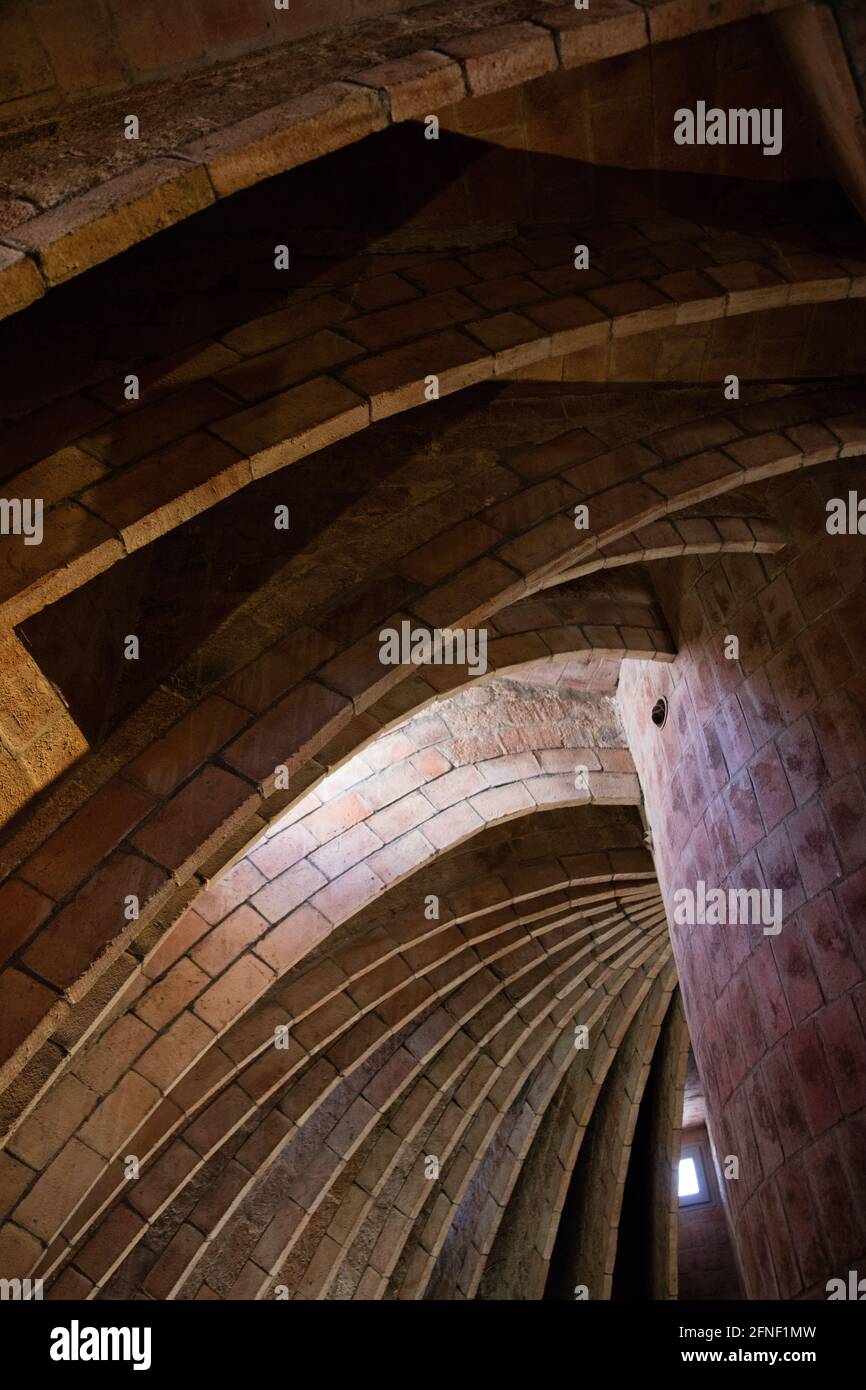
<box><xmin>677</xmin><ymin>1123</ymin><xmax>742</xmax><ymax>1300</ymax></box>
<box><xmin>619</xmin><ymin>459</ymin><xmax>866</xmax><ymax>1298</ymax></box>
<box><xmin>437</xmin><ymin>19</ymin><xmax>824</xmax><ymax>186</ymax></box>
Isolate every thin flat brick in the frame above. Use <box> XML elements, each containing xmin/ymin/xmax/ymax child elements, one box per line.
<box><xmin>182</xmin><ymin>84</ymin><xmax>387</xmax><ymax>197</ymax></box>
<box><xmin>194</xmin><ymin>858</ymin><xmax>269</xmax><ymax>925</ymax></box>
<box><xmin>134</xmin><ymin>1012</ymin><xmax>215</xmax><ymax>1091</ymax></box>
<box><xmin>135</xmin><ymin>958</ymin><xmax>210</xmax><ymax>1032</ymax></box>
<box><xmin>311</xmin><ymin>863</ymin><xmax>385</xmax><ymax>926</ymax></box>
<box><xmin>539</xmin><ymin>2</ymin><xmax>648</xmax><ymax>67</ymax></box>
<box><xmin>254</xmin><ymin>902</ymin><xmax>333</xmax><ymax>975</ymax></box>
<box><xmin>212</xmin><ymin>374</ymin><xmax>369</xmax><ymax>478</ymax></box>
<box><xmin>143</xmin><ymin>908</ymin><xmax>211</xmax><ymax>981</ymax></box>
<box><xmin>8</xmin><ymin>1073</ymin><xmax>96</xmax><ymax>1169</ymax></box>
<box><xmin>143</xmin><ymin>1223</ymin><xmax>205</xmax><ymax>1299</ymax></box>
<box><xmin>130</xmin><ymin>765</ymin><xmax>259</xmax><ymax>879</ymax></box>
<box><xmin>441</xmin><ymin>23</ymin><xmax>558</xmax><ymax>96</ymax></box>
<box><xmin>339</xmin><ymin>330</ymin><xmax>492</xmax><ymax>419</ymax></box>
<box><xmin>215</xmin><ymin>329</ymin><xmax>363</xmax><ymax>402</ymax></box>
<box><xmin>0</xmin><ymin>878</ymin><xmax>53</xmax><ymax>970</ymax></box>
<box><xmin>190</xmin><ymin>903</ymin><xmax>270</xmax><ymax>977</ymax></box>
<box><xmin>72</xmin><ymin>1013</ymin><xmax>154</xmax><ymax>1095</ymax></box>
<box><xmin>345</xmin><ymin>289</ymin><xmax>477</xmax><ymax>352</ymax></box>
<box><xmin>192</xmin><ymin>955</ymin><xmax>274</xmax><ymax>1032</ymax></box>
<box><xmin>524</xmin><ymin>296</ymin><xmax>610</xmax><ymax>355</ymax></box>
<box><xmin>251</xmin><ymin>860</ymin><xmax>328</xmax><ymax>925</ymax></box>
<box><xmin>75</xmin><ymin>1203</ymin><xmax>146</xmax><ymax>1283</ymax></box>
<box><xmin>78</xmin><ymin>1071</ymin><xmax>161</xmax><ymax>1158</ymax></box>
<box><xmin>125</xmin><ymin>697</ymin><xmax>250</xmax><ymax>799</ymax></box>
<box><xmin>7</xmin><ymin>158</ymin><xmax>214</xmax><ymax>286</ymax></box>
<box><xmin>185</xmin><ymin>1086</ymin><xmax>252</xmax><ymax>1159</ymax></box>
<box><xmin>80</xmin><ymin>432</ymin><xmax>248</xmax><ymax>552</ymax></box>
<box><xmin>222</xmin><ymin>681</ymin><xmax>352</xmax><ymax>791</ymax></box>
<box><xmin>20</xmin><ymin>778</ymin><xmax>157</xmax><ymax>901</ymax></box>
<box><xmin>22</xmin><ymin>853</ymin><xmax>171</xmax><ymax>999</ymax></box>
<box><xmin>15</xmin><ymin>1139</ymin><xmax>106</xmax><ymax>1242</ymax></box>
<box><xmin>222</xmin><ymin>293</ymin><xmax>347</xmax><ymax>356</ymax></box>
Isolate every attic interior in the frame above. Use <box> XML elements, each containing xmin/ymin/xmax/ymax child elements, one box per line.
<box><xmin>0</xmin><ymin>0</ymin><xmax>864</xmax><ymax>1310</ymax></box>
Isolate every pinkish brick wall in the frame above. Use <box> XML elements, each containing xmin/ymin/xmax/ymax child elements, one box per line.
<box><xmin>619</xmin><ymin>459</ymin><xmax>866</xmax><ymax>1299</ymax></box>
<box><xmin>678</xmin><ymin>1124</ymin><xmax>742</xmax><ymax>1299</ymax></box>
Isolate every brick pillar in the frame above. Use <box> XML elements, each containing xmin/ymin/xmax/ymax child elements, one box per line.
<box><xmin>618</xmin><ymin>461</ymin><xmax>866</xmax><ymax>1299</ymax></box>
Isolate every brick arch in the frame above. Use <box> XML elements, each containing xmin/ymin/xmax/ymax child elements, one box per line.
<box><xmin>0</xmin><ymin>609</ymin><xmax>669</xmax><ymax>1152</ymax></box>
<box><xmin>13</xmin><ymin>476</ymin><xmax>858</xmax><ymax>1304</ymax></box>
<box><xmin>0</xmin><ymin>682</ymin><xmax>647</xmax><ymax>1247</ymax></box>
<box><xmin>220</xmin><ymin>919</ymin><xmax>675</xmax><ymax>1304</ymax></box>
<box><xmin>123</xmin><ymin>870</ymin><xmax>668</xmax><ymax>1301</ymax></box>
<box><xmin>512</xmin><ymin>297</ymin><xmax>866</xmax><ymax>389</ymax></box>
<box><xmin>20</xmin><ymin>801</ymin><xmax>669</xmax><ymax>1300</ymax></box>
<box><xmin>2</xmin><ymin>807</ymin><xmax>662</xmax><ymax>1292</ymax></box>
<box><xmin>0</xmin><ymin>383</ymin><xmax>858</xmax><ymax>1112</ymax></box>
<box><xmin>2</xmin><ymin>0</ymin><xmax>866</xmax><ymax>1317</ymax></box>
<box><xmin>525</xmin><ymin>495</ymin><xmax>784</xmax><ymax>594</ymax></box>
<box><xmin>457</xmin><ymin>966</ymin><xmax>684</xmax><ymax>1301</ymax></box>
<box><xmin>0</xmin><ymin>0</ymin><xmax>821</xmax><ymax>322</ymax></box>
<box><xmin>0</xmin><ymin>374</ymin><xmax>789</xmax><ymax>829</ymax></box>
<box><xmin>1</xmin><ymin>234</ymin><xmax>860</xmax><ymax>635</ymax></box>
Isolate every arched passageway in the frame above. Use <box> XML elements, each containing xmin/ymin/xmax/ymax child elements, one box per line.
<box><xmin>1</xmin><ymin>0</ymin><xmax>865</xmax><ymax>1308</ymax></box>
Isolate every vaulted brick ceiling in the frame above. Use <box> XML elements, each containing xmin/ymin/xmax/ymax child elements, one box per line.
<box><xmin>0</xmin><ymin>0</ymin><xmax>865</xmax><ymax>1305</ymax></box>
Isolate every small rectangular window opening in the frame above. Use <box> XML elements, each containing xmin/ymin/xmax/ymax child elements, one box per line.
<box><xmin>678</xmin><ymin>1143</ymin><xmax>711</xmax><ymax>1206</ymax></box>
<box><xmin>678</xmin><ymin>1155</ymin><xmax>699</xmax><ymax>1197</ymax></box>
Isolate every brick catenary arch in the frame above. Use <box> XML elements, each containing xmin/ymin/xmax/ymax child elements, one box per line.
<box><xmin>1</xmin><ymin>0</ymin><xmax>866</xmax><ymax>1308</ymax></box>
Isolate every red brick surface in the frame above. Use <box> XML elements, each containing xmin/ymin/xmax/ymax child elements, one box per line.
<box><xmin>0</xmin><ymin>0</ymin><xmax>864</xmax><ymax>1299</ymax></box>
<box><xmin>620</xmin><ymin>464</ymin><xmax>866</xmax><ymax>1298</ymax></box>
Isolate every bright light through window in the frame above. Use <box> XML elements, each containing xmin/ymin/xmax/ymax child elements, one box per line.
<box><xmin>678</xmin><ymin>1156</ymin><xmax>700</xmax><ymax>1197</ymax></box>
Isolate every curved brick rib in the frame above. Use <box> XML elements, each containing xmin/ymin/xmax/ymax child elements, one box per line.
<box><xmin>1</xmin><ymin>0</ymin><xmax>863</xmax><ymax>1315</ymax></box>
<box><xmin>0</xmin><ymin>411</ymin><xmax>786</xmax><ymax>870</ymax></box>
<box><xmin>20</xmin><ymin>837</ymin><xmax>659</xmax><ymax>1293</ymax></box>
<box><xmin>172</xmin><ymin>898</ymin><xmax>669</xmax><ymax>1301</ymax></box>
<box><xmin>0</xmin><ymin>700</ymin><xmax>648</xmax><ymax>1278</ymax></box>
<box><xmin>0</xmin><ymin>372</ymin><xmax>831</xmax><ymax>848</ymax></box>
<box><xmin>0</xmin><ymin>653</ymin><xmax>647</xmax><ymax>1147</ymax></box>
<box><xmin>537</xmin><ymin>498</ymin><xmax>785</xmax><ymax>592</ymax></box>
<box><xmin>469</xmin><ymin>966</ymin><xmax>683</xmax><ymax>1301</ymax></box>
<box><xmin>267</xmin><ymin>927</ymin><xmax>669</xmax><ymax>1303</ymax></box>
<box><xmin>285</xmin><ymin>954</ymin><xmax>663</xmax><ymax>1301</ymax></box>
<box><xmin>78</xmin><ymin>877</ymin><xmax>666</xmax><ymax>1300</ymax></box>
<box><xmin>0</xmin><ymin>620</ymin><xmax>652</xmax><ymax>1084</ymax></box>
<box><xmin>0</xmin><ymin>373</ymin><xmax>783</xmax><ymax>839</ymax></box>
<box><xmin>189</xmin><ymin>896</ymin><xmax>665</xmax><ymax>1302</ymax></box>
<box><xmin>2</xmin><ymin>383</ymin><xmax>853</xmax><ymax>1103</ymax></box>
<box><xmin>421</xmin><ymin>956</ymin><xmax>676</xmax><ymax>1301</ymax></box>
<box><xmin>263</xmin><ymin>918</ymin><xmax>670</xmax><ymax>1301</ymax></box>
<box><xmin>0</xmin><ymin>0</ymin><xmax>796</xmax><ymax>322</ymax></box>
<box><xmin>380</xmin><ymin>926</ymin><xmax>671</xmax><ymax>1301</ymax></box>
<box><xmin>0</xmin><ymin>231</ymin><xmax>859</xmax><ymax>629</ymax></box>
<box><xmin>488</xmin><ymin>966</ymin><xmax>676</xmax><ymax>1301</ymax></box>
<box><xmin>5</xmin><ymin>829</ymin><xmax>652</xmax><ymax>1277</ymax></box>
<box><xmin>26</xmin><ymin>870</ymin><xmax>656</xmax><ymax>1292</ymax></box>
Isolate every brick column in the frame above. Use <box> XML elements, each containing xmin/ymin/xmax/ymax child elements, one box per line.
<box><xmin>619</xmin><ymin>460</ymin><xmax>866</xmax><ymax>1298</ymax></box>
